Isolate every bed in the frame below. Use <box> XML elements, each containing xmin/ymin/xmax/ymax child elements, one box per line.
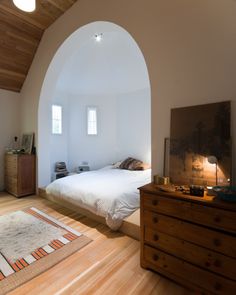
<box><xmin>46</xmin><ymin>165</ymin><xmax>151</xmax><ymax>230</ymax></box>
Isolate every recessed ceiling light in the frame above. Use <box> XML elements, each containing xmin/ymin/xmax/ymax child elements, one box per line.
<box><xmin>94</xmin><ymin>33</ymin><xmax>103</xmax><ymax>42</ymax></box>
<box><xmin>13</xmin><ymin>0</ymin><xmax>36</xmax><ymax>12</ymax></box>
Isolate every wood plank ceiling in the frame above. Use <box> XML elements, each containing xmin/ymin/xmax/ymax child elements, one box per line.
<box><xmin>0</xmin><ymin>0</ymin><xmax>77</xmax><ymax>92</ymax></box>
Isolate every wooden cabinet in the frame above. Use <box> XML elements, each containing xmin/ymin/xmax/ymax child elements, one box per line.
<box><xmin>139</xmin><ymin>183</ymin><xmax>236</xmax><ymax>294</ymax></box>
<box><xmin>4</xmin><ymin>153</ymin><xmax>36</xmax><ymax>197</ymax></box>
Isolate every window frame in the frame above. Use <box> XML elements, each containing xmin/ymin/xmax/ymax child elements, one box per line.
<box><xmin>87</xmin><ymin>106</ymin><xmax>98</xmax><ymax>136</ymax></box>
<box><xmin>52</xmin><ymin>104</ymin><xmax>63</xmax><ymax>135</ymax></box>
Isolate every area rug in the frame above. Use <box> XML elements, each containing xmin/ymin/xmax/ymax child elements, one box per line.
<box><xmin>0</xmin><ymin>207</ymin><xmax>92</xmax><ymax>294</ymax></box>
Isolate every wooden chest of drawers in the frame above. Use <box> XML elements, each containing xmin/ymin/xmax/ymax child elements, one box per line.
<box><xmin>139</xmin><ymin>183</ymin><xmax>236</xmax><ymax>294</ymax></box>
<box><xmin>4</xmin><ymin>153</ymin><xmax>36</xmax><ymax>197</ymax></box>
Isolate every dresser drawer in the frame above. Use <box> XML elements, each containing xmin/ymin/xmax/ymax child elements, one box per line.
<box><xmin>5</xmin><ymin>154</ymin><xmax>17</xmax><ymax>164</ymax></box>
<box><xmin>4</xmin><ymin>165</ymin><xmax>17</xmax><ymax>177</ymax></box>
<box><xmin>143</xmin><ymin>210</ymin><xmax>236</xmax><ymax>258</ymax></box>
<box><xmin>144</xmin><ymin>245</ymin><xmax>236</xmax><ymax>294</ymax></box>
<box><xmin>145</xmin><ymin>227</ymin><xmax>236</xmax><ymax>280</ymax></box>
<box><xmin>5</xmin><ymin>178</ymin><xmax>18</xmax><ymax>195</ymax></box>
<box><xmin>143</xmin><ymin>192</ymin><xmax>236</xmax><ymax>233</ymax></box>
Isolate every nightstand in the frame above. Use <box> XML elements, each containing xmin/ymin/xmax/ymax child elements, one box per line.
<box><xmin>52</xmin><ymin>171</ymin><xmax>68</xmax><ymax>181</ymax></box>
<box><xmin>5</xmin><ymin>153</ymin><xmax>36</xmax><ymax>197</ymax></box>
<box><xmin>77</xmin><ymin>165</ymin><xmax>90</xmax><ymax>173</ymax></box>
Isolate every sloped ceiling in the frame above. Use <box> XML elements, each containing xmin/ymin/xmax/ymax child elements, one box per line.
<box><xmin>0</xmin><ymin>0</ymin><xmax>77</xmax><ymax>92</ymax></box>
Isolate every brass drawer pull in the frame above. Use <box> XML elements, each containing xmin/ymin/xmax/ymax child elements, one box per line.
<box><xmin>152</xmin><ymin>254</ymin><xmax>159</xmax><ymax>261</ymax></box>
<box><xmin>213</xmin><ymin>238</ymin><xmax>221</xmax><ymax>247</ymax></box>
<box><xmin>152</xmin><ymin>200</ymin><xmax>158</xmax><ymax>206</ymax></box>
<box><xmin>214</xmin><ymin>215</ymin><xmax>221</xmax><ymax>223</ymax></box>
<box><xmin>153</xmin><ymin>234</ymin><xmax>159</xmax><ymax>241</ymax></box>
<box><xmin>214</xmin><ymin>259</ymin><xmax>222</xmax><ymax>267</ymax></box>
<box><xmin>214</xmin><ymin>282</ymin><xmax>222</xmax><ymax>291</ymax></box>
<box><xmin>152</xmin><ymin>216</ymin><xmax>158</xmax><ymax>224</ymax></box>
<box><xmin>205</xmin><ymin>261</ymin><xmax>210</xmax><ymax>267</ymax></box>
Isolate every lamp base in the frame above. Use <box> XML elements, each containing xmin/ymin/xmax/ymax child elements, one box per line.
<box><xmin>207</xmin><ymin>186</ymin><xmax>215</xmax><ymax>196</ymax></box>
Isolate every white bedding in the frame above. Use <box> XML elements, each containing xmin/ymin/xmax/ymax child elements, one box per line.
<box><xmin>46</xmin><ymin>166</ymin><xmax>151</xmax><ymax>230</ymax></box>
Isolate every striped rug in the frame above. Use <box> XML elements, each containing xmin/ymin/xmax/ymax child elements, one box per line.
<box><xmin>0</xmin><ymin>207</ymin><xmax>92</xmax><ymax>294</ymax></box>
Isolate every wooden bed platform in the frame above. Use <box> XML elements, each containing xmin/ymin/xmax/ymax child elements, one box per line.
<box><xmin>38</xmin><ymin>188</ymin><xmax>140</xmax><ymax>240</ymax></box>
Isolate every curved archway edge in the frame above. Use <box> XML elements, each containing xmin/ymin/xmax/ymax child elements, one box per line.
<box><xmin>38</xmin><ymin>21</ymin><xmax>151</xmax><ymax>186</ymax></box>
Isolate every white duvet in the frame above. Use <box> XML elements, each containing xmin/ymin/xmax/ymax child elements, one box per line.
<box><xmin>46</xmin><ymin>166</ymin><xmax>151</xmax><ymax>230</ymax></box>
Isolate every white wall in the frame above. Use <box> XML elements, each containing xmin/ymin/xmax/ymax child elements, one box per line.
<box><xmin>50</xmin><ymin>88</ymin><xmax>151</xmax><ymax>175</ymax></box>
<box><xmin>19</xmin><ymin>0</ymin><xmax>236</xmax><ymax>186</ymax></box>
<box><xmin>0</xmin><ymin>89</ymin><xmax>21</xmax><ymax>190</ymax></box>
<box><xmin>116</xmin><ymin>88</ymin><xmax>151</xmax><ymax>163</ymax></box>
<box><xmin>67</xmin><ymin>93</ymin><xmax>118</xmax><ymax>171</ymax></box>
<box><xmin>50</xmin><ymin>92</ymin><xmax>69</xmax><ymax>180</ymax></box>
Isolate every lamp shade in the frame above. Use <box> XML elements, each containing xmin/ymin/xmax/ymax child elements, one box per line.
<box><xmin>207</xmin><ymin>155</ymin><xmax>217</xmax><ymax>164</ymax></box>
<box><xmin>13</xmin><ymin>0</ymin><xmax>36</xmax><ymax>12</ymax></box>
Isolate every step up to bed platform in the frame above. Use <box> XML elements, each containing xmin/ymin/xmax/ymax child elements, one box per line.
<box><xmin>38</xmin><ymin>187</ymin><xmax>140</xmax><ymax>240</ymax></box>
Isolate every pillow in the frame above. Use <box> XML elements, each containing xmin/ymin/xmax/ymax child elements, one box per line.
<box><xmin>112</xmin><ymin>161</ymin><xmax>122</xmax><ymax>168</ymax></box>
<box><xmin>119</xmin><ymin>157</ymin><xmax>146</xmax><ymax>170</ymax></box>
<box><xmin>135</xmin><ymin>162</ymin><xmax>151</xmax><ymax>170</ymax></box>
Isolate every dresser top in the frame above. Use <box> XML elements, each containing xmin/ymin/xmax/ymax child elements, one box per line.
<box><xmin>5</xmin><ymin>153</ymin><xmax>35</xmax><ymax>157</ymax></box>
<box><xmin>139</xmin><ymin>183</ymin><xmax>236</xmax><ymax>212</ymax></box>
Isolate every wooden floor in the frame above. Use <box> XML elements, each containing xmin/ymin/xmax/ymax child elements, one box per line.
<box><xmin>0</xmin><ymin>192</ymin><xmax>189</xmax><ymax>295</ymax></box>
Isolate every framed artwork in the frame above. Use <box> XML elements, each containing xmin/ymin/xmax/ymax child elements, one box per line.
<box><xmin>169</xmin><ymin>101</ymin><xmax>231</xmax><ymax>186</ymax></box>
<box><xmin>21</xmin><ymin>133</ymin><xmax>34</xmax><ymax>154</ymax></box>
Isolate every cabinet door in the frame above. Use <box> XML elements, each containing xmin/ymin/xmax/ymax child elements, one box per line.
<box><xmin>18</xmin><ymin>155</ymin><xmax>35</xmax><ymax>196</ymax></box>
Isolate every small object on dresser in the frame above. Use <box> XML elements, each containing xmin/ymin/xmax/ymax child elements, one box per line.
<box><xmin>154</xmin><ymin>175</ymin><xmax>169</xmax><ymax>185</ymax></box>
<box><xmin>213</xmin><ymin>186</ymin><xmax>236</xmax><ymax>202</ymax></box>
<box><xmin>155</xmin><ymin>184</ymin><xmax>176</xmax><ymax>193</ymax></box>
<box><xmin>207</xmin><ymin>186</ymin><xmax>215</xmax><ymax>196</ymax></box>
<box><xmin>189</xmin><ymin>185</ymin><xmax>204</xmax><ymax>197</ymax></box>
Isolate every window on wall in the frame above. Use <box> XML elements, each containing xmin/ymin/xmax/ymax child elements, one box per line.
<box><xmin>87</xmin><ymin>107</ymin><xmax>97</xmax><ymax>135</ymax></box>
<box><xmin>52</xmin><ymin>105</ymin><xmax>62</xmax><ymax>134</ymax></box>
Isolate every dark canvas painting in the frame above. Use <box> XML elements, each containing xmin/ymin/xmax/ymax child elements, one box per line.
<box><xmin>169</xmin><ymin>101</ymin><xmax>231</xmax><ymax>186</ymax></box>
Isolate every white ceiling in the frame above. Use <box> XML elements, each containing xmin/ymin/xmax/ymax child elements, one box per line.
<box><xmin>56</xmin><ymin>24</ymin><xmax>150</xmax><ymax>95</ymax></box>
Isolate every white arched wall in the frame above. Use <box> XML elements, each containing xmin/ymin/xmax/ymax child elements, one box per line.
<box><xmin>38</xmin><ymin>21</ymin><xmax>151</xmax><ymax>187</ymax></box>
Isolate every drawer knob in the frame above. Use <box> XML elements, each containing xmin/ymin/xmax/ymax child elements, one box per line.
<box><xmin>214</xmin><ymin>259</ymin><xmax>222</xmax><ymax>267</ymax></box>
<box><xmin>213</xmin><ymin>238</ymin><xmax>221</xmax><ymax>247</ymax></box>
<box><xmin>153</xmin><ymin>234</ymin><xmax>159</xmax><ymax>241</ymax></box>
<box><xmin>152</xmin><ymin>200</ymin><xmax>158</xmax><ymax>206</ymax></box>
<box><xmin>205</xmin><ymin>261</ymin><xmax>210</xmax><ymax>267</ymax></box>
<box><xmin>152</xmin><ymin>254</ymin><xmax>159</xmax><ymax>261</ymax></box>
<box><xmin>214</xmin><ymin>282</ymin><xmax>222</xmax><ymax>291</ymax></box>
<box><xmin>153</xmin><ymin>216</ymin><xmax>159</xmax><ymax>224</ymax></box>
<box><xmin>214</xmin><ymin>215</ymin><xmax>221</xmax><ymax>223</ymax></box>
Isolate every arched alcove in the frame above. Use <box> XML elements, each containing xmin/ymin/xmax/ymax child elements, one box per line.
<box><xmin>38</xmin><ymin>21</ymin><xmax>151</xmax><ymax>187</ymax></box>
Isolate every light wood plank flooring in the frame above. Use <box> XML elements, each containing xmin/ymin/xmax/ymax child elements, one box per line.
<box><xmin>0</xmin><ymin>192</ymin><xmax>189</xmax><ymax>295</ymax></box>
